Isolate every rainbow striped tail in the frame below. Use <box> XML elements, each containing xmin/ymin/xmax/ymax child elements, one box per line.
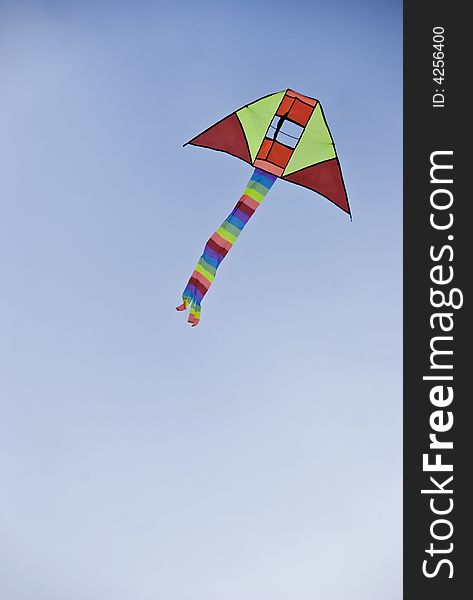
<box><xmin>176</xmin><ymin>168</ymin><xmax>277</xmax><ymax>326</ymax></box>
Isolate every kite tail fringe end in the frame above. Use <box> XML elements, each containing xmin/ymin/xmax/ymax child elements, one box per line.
<box><xmin>188</xmin><ymin>301</ymin><xmax>201</xmax><ymax>327</ymax></box>
<box><xmin>176</xmin><ymin>168</ymin><xmax>277</xmax><ymax>327</ymax></box>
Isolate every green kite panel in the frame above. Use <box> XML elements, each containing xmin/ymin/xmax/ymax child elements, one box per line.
<box><xmin>236</xmin><ymin>91</ymin><xmax>285</xmax><ymax>161</ymax></box>
<box><xmin>283</xmin><ymin>104</ymin><xmax>336</xmax><ymax>175</ymax></box>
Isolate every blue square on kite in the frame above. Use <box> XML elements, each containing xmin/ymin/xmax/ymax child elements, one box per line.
<box><xmin>266</xmin><ymin>116</ymin><xmax>303</xmax><ymax>148</ymax></box>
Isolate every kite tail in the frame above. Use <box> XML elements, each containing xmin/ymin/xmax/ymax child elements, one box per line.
<box><xmin>176</xmin><ymin>168</ymin><xmax>277</xmax><ymax>326</ymax></box>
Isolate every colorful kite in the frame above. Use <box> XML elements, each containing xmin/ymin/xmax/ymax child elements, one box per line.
<box><xmin>176</xmin><ymin>89</ymin><xmax>350</xmax><ymax>326</ymax></box>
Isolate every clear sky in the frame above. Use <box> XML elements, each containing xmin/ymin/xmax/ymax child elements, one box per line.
<box><xmin>0</xmin><ymin>1</ymin><xmax>402</xmax><ymax>599</ymax></box>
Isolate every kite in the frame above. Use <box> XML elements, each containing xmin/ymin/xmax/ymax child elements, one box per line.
<box><xmin>176</xmin><ymin>88</ymin><xmax>350</xmax><ymax>326</ymax></box>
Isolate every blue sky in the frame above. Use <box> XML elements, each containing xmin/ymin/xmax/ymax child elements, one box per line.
<box><xmin>0</xmin><ymin>1</ymin><xmax>402</xmax><ymax>599</ymax></box>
